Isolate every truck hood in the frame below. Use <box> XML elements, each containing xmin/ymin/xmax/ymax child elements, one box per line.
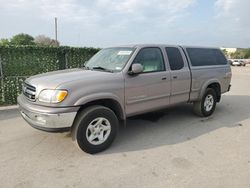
<box><xmin>26</xmin><ymin>68</ymin><xmax>114</xmax><ymax>89</ymax></box>
<box><xmin>24</xmin><ymin>68</ymin><xmax>124</xmax><ymax>108</ymax></box>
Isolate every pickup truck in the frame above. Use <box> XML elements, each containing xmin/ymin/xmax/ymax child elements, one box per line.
<box><xmin>18</xmin><ymin>44</ymin><xmax>232</xmax><ymax>153</ymax></box>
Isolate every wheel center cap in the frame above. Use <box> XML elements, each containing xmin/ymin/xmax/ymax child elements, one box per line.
<box><xmin>95</xmin><ymin>127</ymin><xmax>101</xmax><ymax>133</ymax></box>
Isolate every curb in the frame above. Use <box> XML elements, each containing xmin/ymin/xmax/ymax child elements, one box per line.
<box><xmin>0</xmin><ymin>105</ymin><xmax>18</xmax><ymax>111</ymax></box>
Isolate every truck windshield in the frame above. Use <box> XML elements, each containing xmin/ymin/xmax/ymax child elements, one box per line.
<box><xmin>85</xmin><ymin>47</ymin><xmax>135</xmax><ymax>72</ymax></box>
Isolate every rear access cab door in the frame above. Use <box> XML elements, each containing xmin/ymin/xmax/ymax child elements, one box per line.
<box><xmin>164</xmin><ymin>46</ymin><xmax>191</xmax><ymax>104</ymax></box>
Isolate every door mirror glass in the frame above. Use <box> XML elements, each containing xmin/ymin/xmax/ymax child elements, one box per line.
<box><xmin>129</xmin><ymin>64</ymin><xmax>143</xmax><ymax>75</ymax></box>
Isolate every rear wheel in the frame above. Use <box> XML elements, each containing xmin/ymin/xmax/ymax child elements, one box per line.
<box><xmin>193</xmin><ymin>88</ymin><xmax>217</xmax><ymax>117</ymax></box>
<box><xmin>71</xmin><ymin>105</ymin><xmax>118</xmax><ymax>154</ymax></box>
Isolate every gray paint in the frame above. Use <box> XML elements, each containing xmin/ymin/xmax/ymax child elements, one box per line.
<box><xmin>18</xmin><ymin>44</ymin><xmax>232</xmax><ymax>130</ymax></box>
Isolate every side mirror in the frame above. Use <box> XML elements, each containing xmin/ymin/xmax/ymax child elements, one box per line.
<box><xmin>128</xmin><ymin>64</ymin><xmax>143</xmax><ymax>75</ymax></box>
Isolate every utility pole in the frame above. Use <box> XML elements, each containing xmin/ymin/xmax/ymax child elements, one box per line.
<box><xmin>55</xmin><ymin>17</ymin><xmax>58</xmax><ymax>43</ymax></box>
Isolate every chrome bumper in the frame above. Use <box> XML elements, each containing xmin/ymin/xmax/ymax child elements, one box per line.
<box><xmin>18</xmin><ymin>95</ymin><xmax>79</xmax><ymax>132</ymax></box>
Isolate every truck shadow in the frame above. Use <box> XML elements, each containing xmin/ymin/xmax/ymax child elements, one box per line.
<box><xmin>0</xmin><ymin>108</ymin><xmax>20</xmax><ymax>121</ymax></box>
<box><xmin>102</xmin><ymin>95</ymin><xmax>250</xmax><ymax>154</ymax></box>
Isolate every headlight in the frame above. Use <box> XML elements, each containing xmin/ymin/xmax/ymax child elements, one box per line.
<box><xmin>38</xmin><ymin>89</ymin><xmax>68</xmax><ymax>103</ymax></box>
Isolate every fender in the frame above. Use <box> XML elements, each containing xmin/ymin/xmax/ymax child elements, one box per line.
<box><xmin>198</xmin><ymin>79</ymin><xmax>221</xmax><ymax>100</ymax></box>
<box><xmin>74</xmin><ymin>92</ymin><xmax>126</xmax><ymax>119</ymax></box>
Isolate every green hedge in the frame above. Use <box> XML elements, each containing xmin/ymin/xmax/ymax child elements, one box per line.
<box><xmin>0</xmin><ymin>45</ymin><xmax>99</xmax><ymax>105</ymax></box>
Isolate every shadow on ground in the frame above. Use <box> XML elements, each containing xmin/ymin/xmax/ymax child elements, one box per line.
<box><xmin>100</xmin><ymin>95</ymin><xmax>250</xmax><ymax>154</ymax></box>
<box><xmin>2</xmin><ymin>95</ymin><xmax>250</xmax><ymax>155</ymax></box>
<box><xmin>0</xmin><ymin>108</ymin><xmax>19</xmax><ymax>121</ymax></box>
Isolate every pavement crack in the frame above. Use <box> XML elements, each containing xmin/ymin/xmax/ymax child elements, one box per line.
<box><xmin>29</xmin><ymin>136</ymin><xmax>48</xmax><ymax>151</ymax></box>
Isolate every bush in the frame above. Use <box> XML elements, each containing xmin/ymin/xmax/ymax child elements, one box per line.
<box><xmin>0</xmin><ymin>45</ymin><xmax>99</xmax><ymax>105</ymax></box>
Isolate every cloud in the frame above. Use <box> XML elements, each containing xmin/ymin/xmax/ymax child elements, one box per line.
<box><xmin>215</xmin><ymin>0</ymin><xmax>250</xmax><ymax>27</ymax></box>
<box><xmin>1</xmin><ymin>0</ymin><xmax>196</xmax><ymax>24</ymax></box>
<box><xmin>2</xmin><ymin>0</ymin><xmax>249</xmax><ymax>47</ymax></box>
<box><xmin>0</xmin><ymin>0</ymin><xmax>197</xmax><ymax>46</ymax></box>
<box><xmin>0</xmin><ymin>0</ymin><xmax>199</xmax><ymax>46</ymax></box>
<box><xmin>214</xmin><ymin>0</ymin><xmax>250</xmax><ymax>47</ymax></box>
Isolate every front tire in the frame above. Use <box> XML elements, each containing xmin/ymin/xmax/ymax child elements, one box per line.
<box><xmin>193</xmin><ymin>88</ymin><xmax>217</xmax><ymax>117</ymax></box>
<box><xmin>71</xmin><ymin>105</ymin><xmax>118</xmax><ymax>154</ymax></box>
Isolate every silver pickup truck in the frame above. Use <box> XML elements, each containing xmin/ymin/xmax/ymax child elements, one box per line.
<box><xmin>18</xmin><ymin>44</ymin><xmax>232</xmax><ymax>153</ymax></box>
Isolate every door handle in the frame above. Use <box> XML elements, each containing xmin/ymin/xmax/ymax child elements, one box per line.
<box><xmin>161</xmin><ymin>77</ymin><xmax>167</xmax><ymax>80</ymax></box>
<box><xmin>172</xmin><ymin>75</ymin><xmax>178</xmax><ymax>79</ymax></box>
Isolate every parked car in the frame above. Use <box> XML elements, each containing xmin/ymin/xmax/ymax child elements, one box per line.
<box><xmin>232</xmin><ymin>60</ymin><xmax>241</xmax><ymax>66</ymax></box>
<box><xmin>239</xmin><ymin>60</ymin><xmax>246</xmax><ymax>66</ymax></box>
<box><xmin>232</xmin><ymin>60</ymin><xmax>246</xmax><ymax>66</ymax></box>
<box><xmin>18</xmin><ymin>44</ymin><xmax>232</xmax><ymax>153</ymax></box>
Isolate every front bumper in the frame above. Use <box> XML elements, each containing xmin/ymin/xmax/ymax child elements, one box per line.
<box><xmin>18</xmin><ymin>95</ymin><xmax>79</xmax><ymax>132</ymax></box>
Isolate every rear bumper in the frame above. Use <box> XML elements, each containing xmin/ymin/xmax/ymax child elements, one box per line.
<box><xmin>18</xmin><ymin>95</ymin><xmax>79</xmax><ymax>132</ymax></box>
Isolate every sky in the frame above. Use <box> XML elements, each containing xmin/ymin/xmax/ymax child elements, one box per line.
<box><xmin>0</xmin><ymin>0</ymin><xmax>249</xmax><ymax>48</ymax></box>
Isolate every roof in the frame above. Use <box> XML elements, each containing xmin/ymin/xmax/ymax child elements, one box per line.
<box><xmin>109</xmin><ymin>44</ymin><xmax>220</xmax><ymax>49</ymax></box>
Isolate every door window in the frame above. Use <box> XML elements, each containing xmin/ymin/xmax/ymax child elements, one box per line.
<box><xmin>165</xmin><ymin>47</ymin><xmax>184</xmax><ymax>70</ymax></box>
<box><xmin>133</xmin><ymin>47</ymin><xmax>165</xmax><ymax>73</ymax></box>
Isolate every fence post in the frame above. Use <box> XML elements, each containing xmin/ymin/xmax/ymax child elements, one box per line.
<box><xmin>65</xmin><ymin>51</ymin><xmax>68</xmax><ymax>69</ymax></box>
<box><xmin>58</xmin><ymin>50</ymin><xmax>67</xmax><ymax>70</ymax></box>
<box><xmin>0</xmin><ymin>55</ymin><xmax>5</xmax><ymax>103</ymax></box>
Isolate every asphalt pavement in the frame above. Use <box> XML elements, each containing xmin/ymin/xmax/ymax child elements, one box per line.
<box><xmin>0</xmin><ymin>67</ymin><xmax>250</xmax><ymax>188</ymax></box>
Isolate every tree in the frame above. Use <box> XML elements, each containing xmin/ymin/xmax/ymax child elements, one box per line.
<box><xmin>222</xmin><ymin>49</ymin><xmax>228</xmax><ymax>58</ymax></box>
<box><xmin>231</xmin><ymin>49</ymin><xmax>250</xmax><ymax>59</ymax></box>
<box><xmin>231</xmin><ymin>51</ymin><xmax>241</xmax><ymax>59</ymax></box>
<box><xmin>10</xmin><ymin>33</ymin><xmax>35</xmax><ymax>45</ymax></box>
<box><xmin>244</xmin><ymin>49</ymin><xmax>250</xmax><ymax>59</ymax></box>
<box><xmin>34</xmin><ymin>35</ymin><xmax>59</xmax><ymax>47</ymax></box>
<box><xmin>0</xmin><ymin>38</ymin><xmax>10</xmax><ymax>46</ymax></box>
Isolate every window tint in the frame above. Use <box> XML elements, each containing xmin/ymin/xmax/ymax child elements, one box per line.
<box><xmin>214</xmin><ymin>49</ymin><xmax>228</xmax><ymax>65</ymax></box>
<box><xmin>186</xmin><ymin>48</ymin><xmax>227</xmax><ymax>66</ymax></box>
<box><xmin>133</xmin><ymin>47</ymin><xmax>165</xmax><ymax>73</ymax></box>
<box><xmin>165</xmin><ymin>47</ymin><xmax>184</xmax><ymax>70</ymax></box>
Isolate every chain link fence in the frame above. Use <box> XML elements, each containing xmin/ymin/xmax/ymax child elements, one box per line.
<box><xmin>0</xmin><ymin>46</ymin><xmax>99</xmax><ymax>105</ymax></box>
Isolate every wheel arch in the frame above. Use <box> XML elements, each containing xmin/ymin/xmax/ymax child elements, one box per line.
<box><xmin>74</xmin><ymin>94</ymin><xmax>125</xmax><ymax>121</ymax></box>
<box><xmin>207</xmin><ymin>83</ymin><xmax>221</xmax><ymax>102</ymax></box>
<box><xmin>199</xmin><ymin>80</ymin><xmax>221</xmax><ymax>102</ymax></box>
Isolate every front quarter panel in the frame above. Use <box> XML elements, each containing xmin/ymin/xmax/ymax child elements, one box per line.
<box><xmin>56</xmin><ymin>72</ymin><xmax>125</xmax><ymax>110</ymax></box>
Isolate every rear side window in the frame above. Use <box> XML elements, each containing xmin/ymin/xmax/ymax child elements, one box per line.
<box><xmin>186</xmin><ymin>48</ymin><xmax>227</xmax><ymax>66</ymax></box>
<box><xmin>165</xmin><ymin>47</ymin><xmax>184</xmax><ymax>70</ymax></box>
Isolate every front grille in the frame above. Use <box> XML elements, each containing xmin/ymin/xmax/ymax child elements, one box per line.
<box><xmin>23</xmin><ymin>82</ymin><xmax>36</xmax><ymax>101</ymax></box>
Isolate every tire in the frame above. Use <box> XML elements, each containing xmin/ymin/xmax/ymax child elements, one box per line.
<box><xmin>193</xmin><ymin>88</ymin><xmax>217</xmax><ymax>117</ymax></box>
<box><xmin>71</xmin><ymin>105</ymin><xmax>119</xmax><ymax>154</ymax></box>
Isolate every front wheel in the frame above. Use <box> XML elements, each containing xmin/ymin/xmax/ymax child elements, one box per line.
<box><xmin>71</xmin><ymin>105</ymin><xmax>119</xmax><ymax>154</ymax></box>
<box><xmin>193</xmin><ymin>88</ymin><xmax>217</xmax><ymax>117</ymax></box>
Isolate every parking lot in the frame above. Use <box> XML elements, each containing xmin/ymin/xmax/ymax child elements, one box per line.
<box><xmin>0</xmin><ymin>67</ymin><xmax>250</xmax><ymax>188</ymax></box>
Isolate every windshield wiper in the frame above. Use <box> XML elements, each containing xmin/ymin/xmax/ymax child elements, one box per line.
<box><xmin>81</xmin><ymin>65</ymin><xmax>90</xmax><ymax>70</ymax></box>
<box><xmin>91</xmin><ymin>66</ymin><xmax>113</xmax><ymax>73</ymax></box>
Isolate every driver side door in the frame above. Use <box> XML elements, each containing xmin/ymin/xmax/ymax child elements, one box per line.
<box><xmin>124</xmin><ymin>47</ymin><xmax>171</xmax><ymax>116</ymax></box>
